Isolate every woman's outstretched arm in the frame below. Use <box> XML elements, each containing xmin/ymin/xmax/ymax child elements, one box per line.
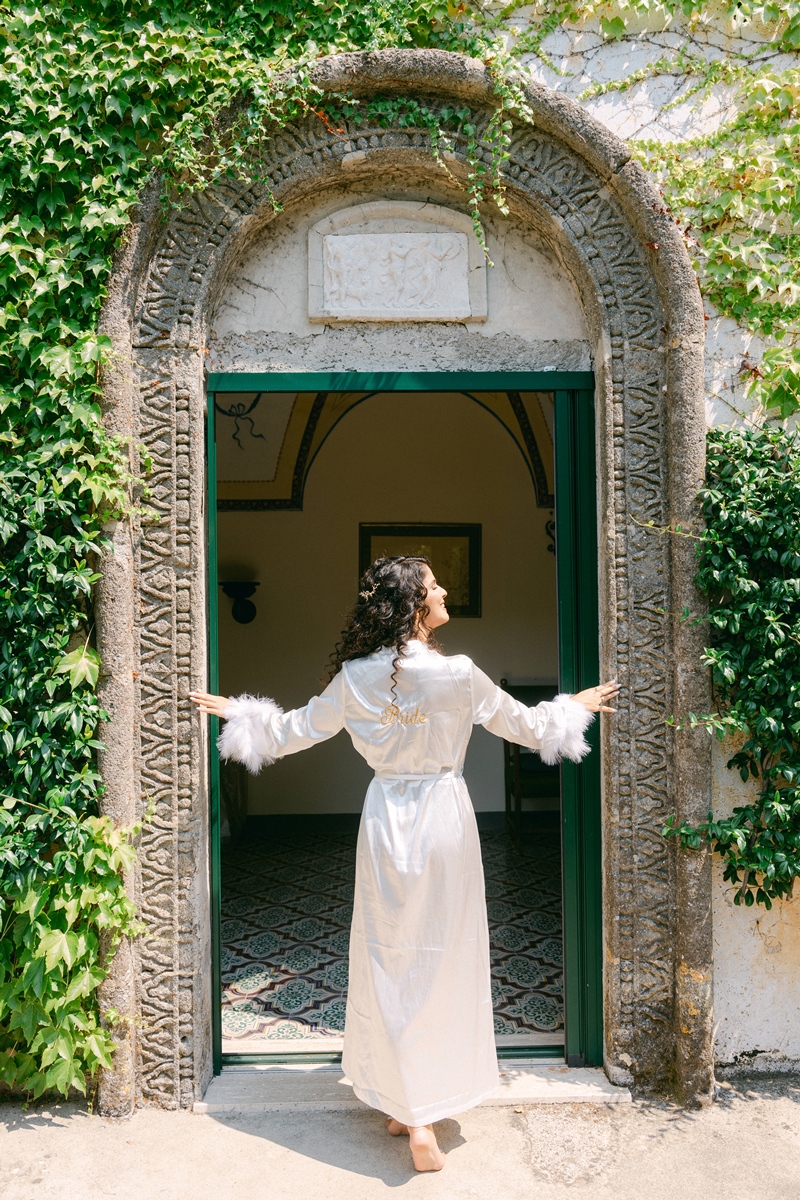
<box><xmin>470</xmin><ymin>665</ymin><xmax>620</xmax><ymax>765</ymax></box>
<box><xmin>566</xmin><ymin>683</ymin><xmax>619</xmax><ymax>714</ymax></box>
<box><xmin>189</xmin><ymin>672</ymin><xmax>346</xmax><ymax>773</ymax></box>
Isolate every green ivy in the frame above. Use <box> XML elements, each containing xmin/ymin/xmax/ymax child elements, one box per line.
<box><xmin>0</xmin><ymin>0</ymin><xmax>519</xmax><ymax>1103</ymax></box>
<box><xmin>632</xmin><ymin>66</ymin><xmax>800</xmax><ymax>415</ymax></box>
<box><xmin>0</xmin><ymin>799</ymin><xmax>145</xmax><ymax>1097</ymax></box>
<box><xmin>1</xmin><ymin>0</ymin><xmax>798</xmax><ymax>1098</ymax></box>
<box><xmin>663</xmin><ymin>427</ymin><xmax>800</xmax><ymax>907</ymax></box>
<box><xmin>498</xmin><ymin>2</ymin><xmax>800</xmax><ymax>415</ymax></box>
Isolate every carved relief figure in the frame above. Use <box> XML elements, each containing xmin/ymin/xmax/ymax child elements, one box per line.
<box><xmin>323</xmin><ymin>232</ymin><xmax>468</xmax><ymax>315</ymax></box>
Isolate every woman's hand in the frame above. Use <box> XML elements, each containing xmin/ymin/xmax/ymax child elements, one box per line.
<box><xmin>189</xmin><ymin>691</ymin><xmax>230</xmax><ymax>718</ymax></box>
<box><xmin>571</xmin><ymin>681</ymin><xmax>619</xmax><ymax>713</ymax></box>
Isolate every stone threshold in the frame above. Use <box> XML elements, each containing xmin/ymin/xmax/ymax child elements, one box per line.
<box><xmin>220</xmin><ymin>1031</ymin><xmax>562</xmax><ymax>1056</ymax></box>
<box><xmin>193</xmin><ymin>1060</ymin><xmax>631</xmax><ymax>1113</ymax></box>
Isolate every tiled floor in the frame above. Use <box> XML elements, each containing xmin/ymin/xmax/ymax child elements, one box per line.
<box><xmin>220</xmin><ymin>815</ymin><xmax>563</xmax><ymax>1049</ymax></box>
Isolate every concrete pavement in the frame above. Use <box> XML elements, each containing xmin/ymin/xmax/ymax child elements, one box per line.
<box><xmin>2</xmin><ymin>1074</ymin><xmax>799</xmax><ymax>1199</ymax></box>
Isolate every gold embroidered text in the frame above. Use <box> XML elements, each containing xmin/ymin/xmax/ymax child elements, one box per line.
<box><xmin>380</xmin><ymin>705</ymin><xmax>428</xmax><ymax>727</ymax></box>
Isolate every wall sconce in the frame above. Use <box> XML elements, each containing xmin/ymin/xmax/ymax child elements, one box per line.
<box><xmin>221</xmin><ymin>581</ymin><xmax>260</xmax><ymax>625</ymax></box>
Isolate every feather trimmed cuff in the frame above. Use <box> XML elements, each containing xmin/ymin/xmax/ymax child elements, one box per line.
<box><xmin>218</xmin><ymin>694</ymin><xmax>284</xmax><ymax>774</ymax></box>
<box><xmin>538</xmin><ymin>694</ymin><xmax>594</xmax><ymax>765</ymax></box>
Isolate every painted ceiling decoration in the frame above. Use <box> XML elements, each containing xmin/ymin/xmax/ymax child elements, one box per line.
<box><xmin>214</xmin><ymin>390</ymin><xmax>555</xmax><ymax>510</ymax></box>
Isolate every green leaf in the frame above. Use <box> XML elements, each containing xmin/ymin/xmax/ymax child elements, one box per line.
<box><xmin>86</xmin><ymin>1031</ymin><xmax>114</xmax><ymax>1071</ymax></box>
<box><xmin>40</xmin><ymin>344</ymin><xmax>77</xmax><ymax>379</ymax></box>
<box><xmin>21</xmin><ymin>955</ymin><xmax>48</xmax><ymax>1001</ymax></box>
<box><xmin>54</xmin><ymin>645</ymin><xmax>102</xmax><ymax>690</ymax></box>
<box><xmin>17</xmin><ymin>1001</ymin><xmax>46</xmax><ymax>1042</ymax></box>
<box><xmin>39</xmin><ymin>928</ymin><xmax>77</xmax><ymax>973</ymax></box>
<box><xmin>45</xmin><ymin>1055</ymin><xmax>83</xmax><ymax>1096</ymax></box>
<box><xmin>64</xmin><ymin>966</ymin><xmax>104</xmax><ymax>1004</ymax></box>
<box><xmin>600</xmin><ymin>16</ymin><xmax>626</xmax><ymax>39</ymax></box>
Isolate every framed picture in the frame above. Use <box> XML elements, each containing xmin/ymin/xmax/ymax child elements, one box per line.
<box><xmin>359</xmin><ymin>524</ymin><xmax>482</xmax><ymax>618</ymax></box>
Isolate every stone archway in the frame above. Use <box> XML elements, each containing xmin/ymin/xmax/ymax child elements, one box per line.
<box><xmin>96</xmin><ymin>48</ymin><xmax>712</xmax><ymax>1114</ymax></box>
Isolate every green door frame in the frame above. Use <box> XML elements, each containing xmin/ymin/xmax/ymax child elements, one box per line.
<box><xmin>206</xmin><ymin>371</ymin><xmax>601</xmax><ymax>1075</ymax></box>
<box><xmin>554</xmin><ymin>388</ymin><xmax>603</xmax><ymax>1068</ymax></box>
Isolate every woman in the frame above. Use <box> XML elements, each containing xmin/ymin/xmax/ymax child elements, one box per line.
<box><xmin>190</xmin><ymin>556</ymin><xmax>618</xmax><ymax>1172</ymax></box>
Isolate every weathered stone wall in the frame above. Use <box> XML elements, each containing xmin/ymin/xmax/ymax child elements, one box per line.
<box><xmin>98</xmin><ymin>49</ymin><xmax>712</xmax><ymax>1109</ymax></box>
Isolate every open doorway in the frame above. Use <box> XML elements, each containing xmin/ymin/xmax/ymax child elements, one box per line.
<box><xmin>207</xmin><ymin>377</ymin><xmax>599</xmax><ymax>1067</ymax></box>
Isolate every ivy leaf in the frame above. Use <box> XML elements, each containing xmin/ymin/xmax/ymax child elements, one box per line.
<box><xmin>21</xmin><ymin>955</ymin><xmax>48</xmax><ymax>1001</ymax></box>
<box><xmin>54</xmin><ymin>645</ymin><xmax>102</xmax><ymax>690</ymax></box>
<box><xmin>45</xmin><ymin>1055</ymin><xmax>82</xmax><ymax>1096</ymax></box>
<box><xmin>600</xmin><ymin>16</ymin><xmax>626</xmax><ymax>39</ymax></box>
<box><xmin>104</xmin><ymin>93</ymin><xmax>130</xmax><ymax>119</ymax></box>
<box><xmin>17</xmin><ymin>1000</ymin><xmax>46</xmax><ymax>1042</ymax></box>
<box><xmin>39</xmin><ymin>929</ymin><xmax>78</xmax><ymax>973</ymax></box>
<box><xmin>64</xmin><ymin>966</ymin><xmax>105</xmax><ymax>1004</ymax></box>
<box><xmin>40</xmin><ymin>344</ymin><xmax>77</xmax><ymax>379</ymax></box>
<box><xmin>78</xmin><ymin>334</ymin><xmax>113</xmax><ymax>365</ymax></box>
<box><xmin>86</xmin><ymin>1031</ymin><xmax>114</xmax><ymax>1071</ymax></box>
<box><xmin>16</xmin><ymin>888</ymin><xmax>48</xmax><ymax>920</ymax></box>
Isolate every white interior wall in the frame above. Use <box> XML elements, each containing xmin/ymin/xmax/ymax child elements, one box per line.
<box><xmin>217</xmin><ymin>391</ymin><xmax>557</xmax><ymax>814</ymax></box>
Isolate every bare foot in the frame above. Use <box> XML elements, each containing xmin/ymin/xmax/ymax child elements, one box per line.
<box><xmin>408</xmin><ymin>1124</ymin><xmax>445</xmax><ymax>1172</ymax></box>
<box><xmin>386</xmin><ymin>1117</ymin><xmax>409</xmax><ymax>1136</ymax></box>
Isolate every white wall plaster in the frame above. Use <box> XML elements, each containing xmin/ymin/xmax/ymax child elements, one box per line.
<box><xmin>710</xmin><ymin>739</ymin><xmax>800</xmax><ymax>1066</ymax></box>
<box><xmin>704</xmin><ymin>306</ymin><xmax>774</xmax><ymax>427</ymax></box>
<box><xmin>504</xmin><ymin>4</ymin><xmax>797</xmax><ymax>431</ymax></box>
<box><xmin>209</xmin><ymin>184</ymin><xmax>589</xmax><ymax>372</ymax></box>
<box><xmin>511</xmin><ymin>7</ymin><xmax>793</xmax><ymax>144</ymax></box>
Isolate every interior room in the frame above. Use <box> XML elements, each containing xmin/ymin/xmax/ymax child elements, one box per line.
<box><xmin>214</xmin><ymin>389</ymin><xmax>563</xmax><ymax>1054</ymax></box>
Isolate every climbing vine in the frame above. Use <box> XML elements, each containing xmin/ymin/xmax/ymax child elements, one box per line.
<box><xmin>0</xmin><ymin>0</ymin><xmax>533</xmax><ymax>1104</ymax></box>
<box><xmin>0</xmin><ymin>0</ymin><xmax>798</xmax><ymax>1097</ymax></box>
<box><xmin>663</xmin><ymin>427</ymin><xmax>800</xmax><ymax>907</ymax></box>
<box><xmin>496</xmin><ymin>1</ymin><xmax>800</xmax><ymax>416</ymax></box>
<box><xmin>632</xmin><ymin>64</ymin><xmax>800</xmax><ymax>416</ymax></box>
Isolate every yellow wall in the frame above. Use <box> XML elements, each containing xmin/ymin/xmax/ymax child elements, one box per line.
<box><xmin>217</xmin><ymin>391</ymin><xmax>558</xmax><ymax>813</ymax></box>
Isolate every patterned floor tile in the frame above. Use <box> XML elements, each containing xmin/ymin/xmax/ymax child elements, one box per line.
<box><xmin>220</xmin><ymin>819</ymin><xmax>563</xmax><ymax>1043</ymax></box>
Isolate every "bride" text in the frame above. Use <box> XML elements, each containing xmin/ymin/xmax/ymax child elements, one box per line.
<box><xmin>380</xmin><ymin>705</ymin><xmax>428</xmax><ymax>726</ymax></box>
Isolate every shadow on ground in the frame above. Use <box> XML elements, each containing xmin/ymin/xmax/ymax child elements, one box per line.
<box><xmin>1</xmin><ymin>1074</ymin><xmax>799</xmax><ymax>1200</ymax></box>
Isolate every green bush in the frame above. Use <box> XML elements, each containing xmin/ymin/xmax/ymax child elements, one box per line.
<box><xmin>664</xmin><ymin>427</ymin><xmax>800</xmax><ymax>907</ymax></box>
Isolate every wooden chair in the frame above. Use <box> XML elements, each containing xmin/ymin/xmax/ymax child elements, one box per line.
<box><xmin>499</xmin><ymin>680</ymin><xmax>561</xmax><ymax>841</ymax></box>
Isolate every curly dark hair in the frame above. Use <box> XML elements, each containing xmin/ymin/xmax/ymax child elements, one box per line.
<box><xmin>325</xmin><ymin>556</ymin><xmax>441</xmax><ymax>695</ymax></box>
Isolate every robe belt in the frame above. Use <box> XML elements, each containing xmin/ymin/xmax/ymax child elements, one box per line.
<box><xmin>374</xmin><ymin>768</ymin><xmax>463</xmax><ymax>781</ymax></box>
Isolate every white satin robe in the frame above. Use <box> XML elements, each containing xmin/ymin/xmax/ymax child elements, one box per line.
<box><xmin>219</xmin><ymin>639</ymin><xmax>593</xmax><ymax>1126</ymax></box>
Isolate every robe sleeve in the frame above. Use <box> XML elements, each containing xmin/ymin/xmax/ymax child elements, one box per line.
<box><xmin>469</xmin><ymin>662</ymin><xmax>594</xmax><ymax>765</ymax></box>
<box><xmin>217</xmin><ymin>669</ymin><xmax>346</xmax><ymax>774</ymax></box>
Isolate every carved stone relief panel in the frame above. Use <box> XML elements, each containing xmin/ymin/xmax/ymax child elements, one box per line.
<box><xmin>307</xmin><ymin>200</ymin><xmax>487</xmax><ymax>322</ymax></box>
<box><xmin>132</xmin><ymin>352</ymin><xmax>210</xmax><ymax>1108</ymax></box>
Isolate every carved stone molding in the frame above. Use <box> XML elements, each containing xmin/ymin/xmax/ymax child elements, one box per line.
<box><xmin>99</xmin><ymin>48</ymin><xmax>712</xmax><ymax>1110</ymax></box>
